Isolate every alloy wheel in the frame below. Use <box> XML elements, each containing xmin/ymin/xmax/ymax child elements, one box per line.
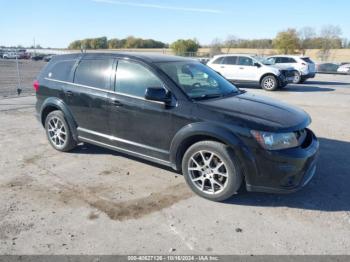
<box><xmin>47</xmin><ymin>117</ymin><xmax>67</xmax><ymax>148</ymax></box>
<box><xmin>188</xmin><ymin>150</ymin><xmax>228</xmax><ymax>195</ymax></box>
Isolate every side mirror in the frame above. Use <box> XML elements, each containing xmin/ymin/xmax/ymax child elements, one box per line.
<box><xmin>254</xmin><ymin>62</ymin><xmax>261</xmax><ymax>68</ymax></box>
<box><xmin>145</xmin><ymin>87</ymin><xmax>172</xmax><ymax>104</ymax></box>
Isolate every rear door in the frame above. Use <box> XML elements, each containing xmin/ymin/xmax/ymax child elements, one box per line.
<box><xmin>66</xmin><ymin>58</ymin><xmax>114</xmax><ymax>137</ymax></box>
<box><xmin>221</xmin><ymin>56</ymin><xmax>239</xmax><ymax>80</ymax></box>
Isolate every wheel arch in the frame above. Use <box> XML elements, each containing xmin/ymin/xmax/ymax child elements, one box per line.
<box><xmin>169</xmin><ymin>123</ymin><xmax>254</xmax><ymax>178</ymax></box>
<box><xmin>40</xmin><ymin>97</ymin><xmax>78</xmax><ymax>141</ymax></box>
<box><xmin>259</xmin><ymin>73</ymin><xmax>278</xmax><ymax>84</ymax></box>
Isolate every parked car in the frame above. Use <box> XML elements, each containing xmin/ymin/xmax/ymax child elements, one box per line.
<box><xmin>207</xmin><ymin>54</ymin><xmax>295</xmax><ymax>91</ymax></box>
<box><xmin>43</xmin><ymin>54</ymin><xmax>54</xmax><ymax>62</ymax></box>
<box><xmin>266</xmin><ymin>55</ymin><xmax>316</xmax><ymax>84</ymax></box>
<box><xmin>337</xmin><ymin>64</ymin><xmax>350</xmax><ymax>74</ymax></box>
<box><xmin>316</xmin><ymin>63</ymin><xmax>339</xmax><ymax>73</ymax></box>
<box><xmin>2</xmin><ymin>52</ymin><xmax>19</xmax><ymax>59</ymax></box>
<box><xmin>34</xmin><ymin>53</ymin><xmax>319</xmax><ymax>201</ymax></box>
<box><xmin>18</xmin><ymin>52</ymin><xmax>31</xmax><ymax>59</ymax></box>
<box><xmin>31</xmin><ymin>54</ymin><xmax>45</xmax><ymax>61</ymax></box>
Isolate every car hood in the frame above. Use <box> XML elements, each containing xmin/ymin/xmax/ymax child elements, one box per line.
<box><xmin>197</xmin><ymin>92</ymin><xmax>311</xmax><ymax>132</ymax></box>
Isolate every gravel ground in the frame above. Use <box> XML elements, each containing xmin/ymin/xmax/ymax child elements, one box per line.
<box><xmin>0</xmin><ymin>74</ymin><xmax>349</xmax><ymax>255</ymax></box>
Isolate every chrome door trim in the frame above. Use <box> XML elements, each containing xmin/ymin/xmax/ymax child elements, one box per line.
<box><xmin>77</xmin><ymin>127</ymin><xmax>169</xmax><ymax>155</ymax></box>
<box><xmin>78</xmin><ymin>136</ymin><xmax>172</xmax><ymax>166</ymax></box>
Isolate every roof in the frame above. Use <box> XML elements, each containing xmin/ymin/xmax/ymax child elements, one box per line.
<box><xmin>267</xmin><ymin>55</ymin><xmax>309</xmax><ymax>58</ymax></box>
<box><xmin>51</xmin><ymin>52</ymin><xmax>194</xmax><ymax>63</ymax></box>
<box><xmin>213</xmin><ymin>53</ymin><xmax>257</xmax><ymax>58</ymax></box>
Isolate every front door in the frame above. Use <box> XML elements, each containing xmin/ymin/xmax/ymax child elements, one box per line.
<box><xmin>108</xmin><ymin>59</ymin><xmax>174</xmax><ymax>161</ymax></box>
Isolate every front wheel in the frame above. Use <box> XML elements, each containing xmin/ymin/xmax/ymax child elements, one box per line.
<box><xmin>182</xmin><ymin>141</ymin><xmax>242</xmax><ymax>202</ymax></box>
<box><xmin>261</xmin><ymin>75</ymin><xmax>278</xmax><ymax>91</ymax></box>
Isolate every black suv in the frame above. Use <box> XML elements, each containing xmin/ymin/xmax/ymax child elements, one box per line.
<box><xmin>35</xmin><ymin>53</ymin><xmax>319</xmax><ymax>201</ymax></box>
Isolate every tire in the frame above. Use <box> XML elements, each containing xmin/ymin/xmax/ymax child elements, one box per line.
<box><xmin>182</xmin><ymin>141</ymin><xmax>242</xmax><ymax>202</ymax></box>
<box><xmin>45</xmin><ymin>110</ymin><xmax>76</xmax><ymax>152</ymax></box>
<box><xmin>261</xmin><ymin>75</ymin><xmax>278</xmax><ymax>91</ymax></box>
<box><xmin>292</xmin><ymin>71</ymin><xmax>302</xmax><ymax>84</ymax></box>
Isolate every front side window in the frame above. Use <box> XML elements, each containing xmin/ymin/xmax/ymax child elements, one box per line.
<box><xmin>47</xmin><ymin>60</ymin><xmax>76</xmax><ymax>81</ymax></box>
<box><xmin>74</xmin><ymin>59</ymin><xmax>114</xmax><ymax>90</ymax></box>
<box><xmin>115</xmin><ymin>60</ymin><xmax>163</xmax><ymax>97</ymax></box>
<box><xmin>157</xmin><ymin>61</ymin><xmax>239</xmax><ymax>100</ymax></box>
<box><xmin>238</xmin><ymin>56</ymin><xmax>253</xmax><ymax>66</ymax></box>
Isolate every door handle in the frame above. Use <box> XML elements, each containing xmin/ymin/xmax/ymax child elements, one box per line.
<box><xmin>220</xmin><ymin>66</ymin><xmax>225</xmax><ymax>68</ymax></box>
<box><xmin>64</xmin><ymin>90</ymin><xmax>73</xmax><ymax>97</ymax></box>
<box><xmin>109</xmin><ymin>99</ymin><xmax>123</xmax><ymax>107</ymax></box>
<box><xmin>239</xmin><ymin>67</ymin><xmax>244</xmax><ymax>69</ymax></box>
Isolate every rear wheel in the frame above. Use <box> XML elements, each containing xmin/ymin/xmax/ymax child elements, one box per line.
<box><xmin>261</xmin><ymin>75</ymin><xmax>278</xmax><ymax>91</ymax></box>
<box><xmin>45</xmin><ymin>110</ymin><xmax>76</xmax><ymax>152</ymax></box>
<box><xmin>182</xmin><ymin>141</ymin><xmax>242</xmax><ymax>202</ymax></box>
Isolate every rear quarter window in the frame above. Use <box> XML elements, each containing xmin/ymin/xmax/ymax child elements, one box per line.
<box><xmin>46</xmin><ymin>60</ymin><xmax>76</xmax><ymax>82</ymax></box>
<box><xmin>211</xmin><ymin>57</ymin><xmax>225</xmax><ymax>64</ymax></box>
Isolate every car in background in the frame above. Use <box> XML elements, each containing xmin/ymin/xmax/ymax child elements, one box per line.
<box><xmin>266</xmin><ymin>55</ymin><xmax>316</xmax><ymax>84</ymax></box>
<box><xmin>43</xmin><ymin>54</ymin><xmax>55</xmax><ymax>62</ymax></box>
<box><xmin>31</xmin><ymin>54</ymin><xmax>45</xmax><ymax>61</ymax></box>
<box><xmin>337</xmin><ymin>64</ymin><xmax>350</xmax><ymax>74</ymax></box>
<box><xmin>207</xmin><ymin>54</ymin><xmax>295</xmax><ymax>91</ymax></box>
<box><xmin>316</xmin><ymin>63</ymin><xmax>339</xmax><ymax>73</ymax></box>
<box><xmin>2</xmin><ymin>52</ymin><xmax>19</xmax><ymax>59</ymax></box>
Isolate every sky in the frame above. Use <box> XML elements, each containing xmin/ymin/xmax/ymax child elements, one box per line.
<box><xmin>1</xmin><ymin>0</ymin><xmax>349</xmax><ymax>48</ymax></box>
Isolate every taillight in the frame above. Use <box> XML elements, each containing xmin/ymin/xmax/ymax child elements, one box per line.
<box><xmin>33</xmin><ymin>80</ymin><xmax>39</xmax><ymax>92</ymax></box>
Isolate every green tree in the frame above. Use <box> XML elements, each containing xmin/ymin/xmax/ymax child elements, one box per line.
<box><xmin>170</xmin><ymin>39</ymin><xmax>200</xmax><ymax>56</ymax></box>
<box><xmin>273</xmin><ymin>29</ymin><xmax>300</xmax><ymax>54</ymax></box>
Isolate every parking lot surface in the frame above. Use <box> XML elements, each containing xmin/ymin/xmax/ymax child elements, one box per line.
<box><xmin>0</xmin><ymin>74</ymin><xmax>350</xmax><ymax>255</ymax></box>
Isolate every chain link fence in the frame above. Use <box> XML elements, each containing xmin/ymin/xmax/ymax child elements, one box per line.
<box><xmin>0</xmin><ymin>58</ymin><xmax>46</xmax><ymax>98</ymax></box>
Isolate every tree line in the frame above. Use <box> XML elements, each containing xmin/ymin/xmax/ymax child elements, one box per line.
<box><xmin>68</xmin><ymin>36</ymin><xmax>167</xmax><ymax>50</ymax></box>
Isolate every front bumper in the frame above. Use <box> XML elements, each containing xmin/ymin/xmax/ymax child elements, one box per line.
<box><xmin>245</xmin><ymin>129</ymin><xmax>319</xmax><ymax>193</ymax></box>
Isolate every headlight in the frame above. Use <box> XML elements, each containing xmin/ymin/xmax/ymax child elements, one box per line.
<box><xmin>251</xmin><ymin>130</ymin><xmax>299</xmax><ymax>150</ymax></box>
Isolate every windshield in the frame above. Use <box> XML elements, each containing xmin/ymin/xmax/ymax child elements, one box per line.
<box><xmin>157</xmin><ymin>61</ymin><xmax>239</xmax><ymax>100</ymax></box>
<box><xmin>253</xmin><ymin>56</ymin><xmax>272</xmax><ymax>65</ymax></box>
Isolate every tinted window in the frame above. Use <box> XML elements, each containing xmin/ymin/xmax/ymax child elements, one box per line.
<box><xmin>238</xmin><ymin>56</ymin><xmax>253</xmax><ymax>66</ymax></box>
<box><xmin>116</xmin><ymin>60</ymin><xmax>163</xmax><ymax>97</ymax></box>
<box><xmin>266</xmin><ymin>57</ymin><xmax>276</xmax><ymax>64</ymax></box>
<box><xmin>74</xmin><ymin>59</ymin><xmax>113</xmax><ymax>90</ymax></box>
<box><xmin>47</xmin><ymin>60</ymin><xmax>76</xmax><ymax>81</ymax></box>
<box><xmin>212</xmin><ymin>57</ymin><xmax>225</xmax><ymax>64</ymax></box>
<box><xmin>301</xmin><ymin>57</ymin><xmax>314</xmax><ymax>64</ymax></box>
<box><xmin>288</xmin><ymin>58</ymin><xmax>297</xmax><ymax>63</ymax></box>
<box><xmin>223</xmin><ymin>56</ymin><xmax>238</xmax><ymax>65</ymax></box>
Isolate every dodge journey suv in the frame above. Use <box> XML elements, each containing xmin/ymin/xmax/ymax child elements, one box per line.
<box><xmin>35</xmin><ymin>53</ymin><xmax>319</xmax><ymax>201</ymax></box>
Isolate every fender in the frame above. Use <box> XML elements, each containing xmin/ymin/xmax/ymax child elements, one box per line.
<box><xmin>40</xmin><ymin>97</ymin><xmax>79</xmax><ymax>141</ymax></box>
<box><xmin>169</xmin><ymin>122</ymin><xmax>258</xmax><ymax>184</ymax></box>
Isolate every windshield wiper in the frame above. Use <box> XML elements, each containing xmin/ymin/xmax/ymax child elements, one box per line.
<box><xmin>192</xmin><ymin>93</ymin><xmax>223</xmax><ymax>100</ymax></box>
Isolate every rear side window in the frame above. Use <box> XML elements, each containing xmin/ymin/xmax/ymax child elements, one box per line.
<box><xmin>238</xmin><ymin>56</ymin><xmax>253</xmax><ymax>66</ymax></box>
<box><xmin>223</xmin><ymin>56</ymin><xmax>238</xmax><ymax>65</ymax></box>
<box><xmin>115</xmin><ymin>60</ymin><xmax>163</xmax><ymax>98</ymax></box>
<box><xmin>301</xmin><ymin>57</ymin><xmax>314</xmax><ymax>64</ymax></box>
<box><xmin>74</xmin><ymin>59</ymin><xmax>114</xmax><ymax>90</ymax></box>
<box><xmin>47</xmin><ymin>60</ymin><xmax>76</xmax><ymax>81</ymax></box>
